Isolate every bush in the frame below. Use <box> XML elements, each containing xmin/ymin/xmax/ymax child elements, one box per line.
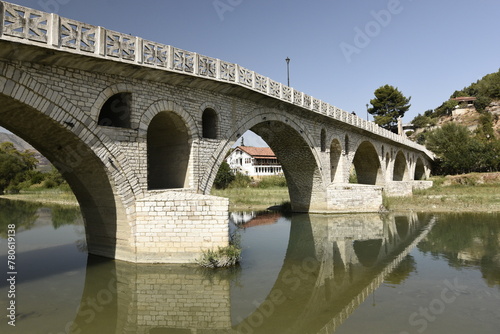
<box><xmin>229</xmin><ymin>172</ymin><xmax>252</xmax><ymax>188</ymax></box>
<box><xmin>214</xmin><ymin>161</ymin><xmax>234</xmax><ymax>189</ymax></box>
<box><xmin>256</xmin><ymin>175</ymin><xmax>287</xmax><ymax>188</ymax></box>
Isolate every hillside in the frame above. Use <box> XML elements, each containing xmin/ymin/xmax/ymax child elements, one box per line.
<box><xmin>0</xmin><ymin>131</ymin><xmax>51</xmax><ymax>170</ymax></box>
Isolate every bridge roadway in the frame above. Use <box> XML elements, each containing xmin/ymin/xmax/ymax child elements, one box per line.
<box><xmin>0</xmin><ymin>1</ymin><xmax>434</xmax><ymax>262</ymax></box>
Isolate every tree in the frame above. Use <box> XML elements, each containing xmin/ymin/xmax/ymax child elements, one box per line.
<box><xmin>368</xmin><ymin>85</ymin><xmax>411</xmax><ymax>132</ymax></box>
<box><xmin>425</xmin><ymin>123</ymin><xmax>482</xmax><ymax>174</ymax></box>
<box><xmin>0</xmin><ymin>142</ymin><xmax>38</xmax><ymax>194</ymax></box>
<box><xmin>214</xmin><ymin>161</ymin><xmax>235</xmax><ymax>189</ymax></box>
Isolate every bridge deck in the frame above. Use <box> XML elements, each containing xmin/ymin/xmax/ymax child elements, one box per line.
<box><xmin>0</xmin><ymin>0</ymin><xmax>433</xmax><ymax>158</ymax></box>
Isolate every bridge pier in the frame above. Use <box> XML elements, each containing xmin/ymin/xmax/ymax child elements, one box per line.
<box><xmin>325</xmin><ymin>184</ymin><xmax>384</xmax><ymax>213</ymax></box>
<box><xmin>132</xmin><ymin>191</ymin><xmax>229</xmax><ymax>263</ymax></box>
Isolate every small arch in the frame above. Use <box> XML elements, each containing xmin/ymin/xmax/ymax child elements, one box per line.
<box><xmin>202</xmin><ymin>108</ymin><xmax>218</xmax><ymax>139</ymax></box>
<box><xmin>320</xmin><ymin>129</ymin><xmax>326</xmax><ymax>152</ymax></box>
<box><xmin>344</xmin><ymin>135</ymin><xmax>349</xmax><ymax>154</ymax></box>
<box><xmin>393</xmin><ymin>151</ymin><xmax>409</xmax><ymax>181</ymax></box>
<box><xmin>98</xmin><ymin>92</ymin><xmax>132</xmax><ymax>128</ymax></box>
<box><xmin>147</xmin><ymin>111</ymin><xmax>191</xmax><ymax>190</ymax></box>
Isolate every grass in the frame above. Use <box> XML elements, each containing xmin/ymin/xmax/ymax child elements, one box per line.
<box><xmin>211</xmin><ymin>186</ymin><xmax>289</xmax><ymax>212</ymax></box>
<box><xmin>385</xmin><ymin>174</ymin><xmax>500</xmax><ymax>212</ymax></box>
<box><xmin>0</xmin><ymin>187</ymin><xmax>78</xmax><ymax>206</ymax></box>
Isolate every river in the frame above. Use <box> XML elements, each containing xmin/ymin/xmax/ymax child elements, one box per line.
<box><xmin>0</xmin><ymin>198</ymin><xmax>499</xmax><ymax>333</ymax></box>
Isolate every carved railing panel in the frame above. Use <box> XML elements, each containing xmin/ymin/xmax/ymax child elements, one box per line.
<box><xmin>198</xmin><ymin>55</ymin><xmax>216</xmax><ymax>78</ymax></box>
<box><xmin>219</xmin><ymin>61</ymin><xmax>235</xmax><ymax>82</ymax></box>
<box><xmin>60</xmin><ymin>18</ymin><xmax>96</xmax><ymax>52</ymax></box>
<box><xmin>143</xmin><ymin>40</ymin><xmax>168</xmax><ymax>67</ymax></box>
<box><xmin>105</xmin><ymin>30</ymin><xmax>136</xmax><ymax>61</ymax></box>
<box><xmin>173</xmin><ymin>47</ymin><xmax>194</xmax><ymax>73</ymax></box>
<box><xmin>2</xmin><ymin>2</ymin><xmax>49</xmax><ymax>42</ymax></box>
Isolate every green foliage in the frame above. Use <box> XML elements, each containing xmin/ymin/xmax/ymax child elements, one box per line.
<box><xmin>473</xmin><ymin>96</ymin><xmax>492</xmax><ymax>112</ymax></box>
<box><xmin>425</xmin><ymin>123</ymin><xmax>500</xmax><ymax>174</ymax></box>
<box><xmin>411</xmin><ymin>114</ymin><xmax>437</xmax><ymax>129</ymax></box>
<box><xmin>229</xmin><ymin>172</ymin><xmax>252</xmax><ymax>188</ymax></box>
<box><xmin>255</xmin><ymin>175</ymin><xmax>287</xmax><ymax>188</ymax></box>
<box><xmin>0</xmin><ymin>142</ymin><xmax>38</xmax><ymax>194</ymax></box>
<box><xmin>197</xmin><ymin>233</ymin><xmax>241</xmax><ymax>268</ymax></box>
<box><xmin>213</xmin><ymin>161</ymin><xmax>235</xmax><ymax>189</ymax></box>
<box><xmin>368</xmin><ymin>85</ymin><xmax>411</xmax><ymax>132</ymax></box>
<box><xmin>434</xmin><ymin>99</ymin><xmax>458</xmax><ymax>117</ymax></box>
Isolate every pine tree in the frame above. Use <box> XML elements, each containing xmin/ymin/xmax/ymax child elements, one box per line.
<box><xmin>368</xmin><ymin>85</ymin><xmax>411</xmax><ymax>132</ymax></box>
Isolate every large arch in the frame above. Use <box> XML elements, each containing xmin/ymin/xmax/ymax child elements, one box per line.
<box><xmin>352</xmin><ymin>141</ymin><xmax>383</xmax><ymax>185</ymax></box>
<box><xmin>414</xmin><ymin>157</ymin><xmax>426</xmax><ymax>180</ymax></box>
<box><xmin>211</xmin><ymin>110</ymin><xmax>325</xmax><ymax>212</ymax></box>
<box><xmin>0</xmin><ymin>68</ymin><xmax>135</xmax><ymax>260</ymax></box>
<box><xmin>393</xmin><ymin>151</ymin><xmax>409</xmax><ymax>181</ymax></box>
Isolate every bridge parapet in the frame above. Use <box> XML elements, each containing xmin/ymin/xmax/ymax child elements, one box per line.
<box><xmin>0</xmin><ymin>1</ymin><xmax>433</xmax><ymax>159</ymax></box>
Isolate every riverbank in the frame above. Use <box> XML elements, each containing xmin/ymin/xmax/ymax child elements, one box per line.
<box><xmin>2</xmin><ymin>172</ymin><xmax>500</xmax><ymax>212</ymax></box>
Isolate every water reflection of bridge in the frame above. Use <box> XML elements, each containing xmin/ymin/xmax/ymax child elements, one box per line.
<box><xmin>72</xmin><ymin>212</ymin><xmax>435</xmax><ymax>333</ymax></box>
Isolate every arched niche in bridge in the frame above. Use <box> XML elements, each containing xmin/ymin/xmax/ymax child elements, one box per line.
<box><xmin>202</xmin><ymin>108</ymin><xmax>218</xmax><ymax>139</ymax></box>
<box><xmin>352</xmin><ymin>141</ymin><xmax>382</xmax><ymax>185</ymax></box>
<box><xmin>147</xmin><ymin>111</ymin><xmax>191</xmax><ymax>190</ymax></box>
<box><xmin>98</xmin><ymin>92</ymin><xmax>132</xmax><ymax>128</ymax></box>
<box><xmin>414</xmin><ymin>157</ymin><xmax>426</xmax><ymax>180</ymax></box>
<box><xmin>393</xmin><ymin>151</ymin><xmax>409</xmax><ymax>181</ymax></box>
<box><xmin>320</xmin><ymin>128</ymin><xmax>326</xmax><ymax>152</ymax></box>
<box><xmin>330</xmin><ymin>139</ymin><xmax>342</xmax><ymax>183</ymax></box>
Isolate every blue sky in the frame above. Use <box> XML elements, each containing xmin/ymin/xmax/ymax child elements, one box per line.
<box><xmin>3</xmin><ymin>0</ymin><xmax>500</xmax><ymax>146</ymax></box>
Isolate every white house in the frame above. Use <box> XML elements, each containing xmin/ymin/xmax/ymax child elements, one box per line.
<box><xmin>226</xmin><ymin>146</ymin><xmax>283</xmax><ymax>178</ymax></box>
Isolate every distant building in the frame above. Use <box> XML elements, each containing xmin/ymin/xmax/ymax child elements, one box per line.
<box><xmin>226</xmin><ymin>146</ymin><xmax>283</xmax><ymax>178</ymax></box>
<box><xmin>452</xmin><ymin>96</ymin><xmax>476</xmax><ymax>105</ymax></box>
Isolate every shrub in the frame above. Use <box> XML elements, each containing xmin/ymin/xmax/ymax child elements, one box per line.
<box><xmin>256</xmin><ymin>175</ymin><xmax>287</xmax><ymax>188</ymax></box>
<box><xmin>229</xmin><ymin>172</ymin><xmax>252</xmax><ymax>188</ymax></box>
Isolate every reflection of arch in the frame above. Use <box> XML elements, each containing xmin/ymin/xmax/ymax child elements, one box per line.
<box><xmin>395</xmin><ymin>216</ymin><xmax>409</xmax><ymax>239</ymax></box>
<box><xmin>98</xmin><ymin>92</ymin><xmax>132</xmax><ymax>128</ymax></box>
<box><xmin>0</xmin><ymin>67</ymin><xmax>137</xmax><ymax>259</ymax></box>
<box><xmin>147</xmin><ymin>111</ymin><xmax>191</xmax><ymax>190</ymax></box>
<box><xmin>415</xmin><ymin>157</ymin><xmax>426</xmax><ymax>180</ymax></box>
<box><xmin>353</xmin><ymin>239</ymin><xmax>383</xmax><ymax>267</ymax></box>
<box><xmin>352</xmin><ymin>141</ymin><xmax>382</xmax><ymax>185</ymax></box>
<box><xmin>202</xmin><ymin>108</ymin><xmax>218</xmax><ymax>139</ymax></box>
<box><xmin>330</xmin><ymin>139</ymin><xmax>342</xmax><ymax>183</ymax></box>
<box><xmin>393</xmin><ymin>151</ymin><xmax>409</xmax><ymax>181</ymax></box>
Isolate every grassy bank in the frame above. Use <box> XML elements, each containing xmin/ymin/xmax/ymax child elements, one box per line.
<box><xmin>0</xmin><ymin>188</ymin><xmax>78</xmax><ymax>206</ymax></box>
<box><xmin>2</xmin><ymin>172</ymin><xmax>500</xmax><ymax>212</ymax></box>
<box><xmin>386</xmin><ymin>173</ymin><xmax>500</xmax><ymax>212</ymax></box>
<box><xmin>211</xmin><ymin>187</ymin><xmax>289</xmax><ymax>212</ymax></box>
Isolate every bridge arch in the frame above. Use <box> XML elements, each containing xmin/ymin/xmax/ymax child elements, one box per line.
<box><xmin>216</xmin><ymin>109</ymin><xmax>326</xmax><ymax>211</ymax></box>
<box><xmin>351</xmin><ymin>141</ymin><xmax>383</xmax><ymax>185</ymax></box>
<box><xmin>141</xmin><ymin>101</ymin><xmax>197</xmax><ymax>190</ymax></box>
<box><xmin>393</xmin><ymin>150</ymin><xmax>409</xmax><ymax>181</ymax></box>
<box><xmin>0</xmin><ymin>65</ymin><xmax>137</xmax><ymax>260</ymax></box>
<box><xmin>414</xmin><ymin>157</ymin><xmax>426</xmax><ymax>180</ymax></box>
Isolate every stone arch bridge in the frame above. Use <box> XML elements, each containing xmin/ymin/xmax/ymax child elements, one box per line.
<box><xmin>0</xmin><ymin>2</ymin><xmax>433</xmax><ymax>262</ymax></box>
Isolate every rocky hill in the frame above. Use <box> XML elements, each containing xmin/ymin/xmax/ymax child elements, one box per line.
<box><xmin>437</xmin><ymin>100</ymin><xmax>500</xmax><ymax>136</ymax></box>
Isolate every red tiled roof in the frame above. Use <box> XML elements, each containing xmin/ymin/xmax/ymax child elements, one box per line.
<box><xmin>452</xmin><ymin>96</ymin><xmax>476</xmax><ymax>102</ymax></box>
<box><xmin>237</xmin><ymin>146</ymin><xmax>276</xmax><ymax>158</ymax></box>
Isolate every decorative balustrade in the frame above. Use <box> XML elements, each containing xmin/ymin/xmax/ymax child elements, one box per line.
<box><xmin>0</xmin><ymin>1</ymin><xmax>432</xmax><ymax>156</ymax></box>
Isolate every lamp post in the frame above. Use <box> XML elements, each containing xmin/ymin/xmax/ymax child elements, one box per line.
<box><xmin>366</xmin><ymin>103</ymin><xmax>369</xmax><ymax>121</ymax></box>
<box><xmin>285</xmin><ymin>57</ymin><xmax>290</xmax><ymax>87</ymax></box>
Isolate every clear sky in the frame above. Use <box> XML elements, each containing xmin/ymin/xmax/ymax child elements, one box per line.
<box><xmin>3</xmin><ymin>0</ymin><xmax>500</xmax><ymax>146</ymax></box>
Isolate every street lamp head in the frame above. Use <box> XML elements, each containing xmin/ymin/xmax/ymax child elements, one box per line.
<box><xmin>285</xmin><ymin>57</ymin><xmax>290</xmax><ymax>64</ymax></box>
